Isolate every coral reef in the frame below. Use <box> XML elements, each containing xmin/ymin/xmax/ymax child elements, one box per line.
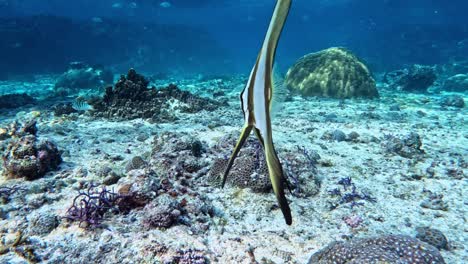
<box><xmin>420</xmin><ymin>192</ymin><xmax>449</xmax><ymax>211</ymax></box>
<box><xmin>442</xmin><ymin>74</ymin><xmax>468</xmax><ymax>92</ymax></box>
<box><xmin>100</xmin><ymin>132</ymin><xmax>217</xmax><ymax>232</ymax></box>
<box><xmin>151</xmin><ymin>132</ymin><xmax>210</xmax><ymax>175</ymax></box>
<box><xmin>0</xmin><ymin>185</ymin><xmax>25</xmax><ymax>204</ymax></box>
<box><xmin>208</xmin><ymin>146</ymin><xmax>271</xmax><ymax>192</ymax></box>
<box><xmin>90</xmin><ymin>69</ymin><xmax>225</xmax><ymax>121</ymax></box>
<box><xmin>0</xmin><ymin>93</ymin><xmax>35</xmax><ymax>109</ymax></box>
<box><xmin>172</xmin><ymin>249</ymin><xmax>208</xmax><ymax>264</ymax></box>
<box><xmin>27</xmin><ymin>209</ymin><xmax>59</xmax><ymax>236</ymax></box>
<box><xmin>439</xmin><ymin>95</ymin><xmax>465</xmax><ymax>108</ymax></box>
<box><xmin>382</xmin><ymin>132</ymin><xmax>424</xmax><ymax>159</ymax></box>
<box><xmin>383</xmin><ymin>65</ymin><xmax>437</xmax><ymax>92</ymax></box>
<box><xmin>142</xmin><ymin>194</ymin><xmax>181</xmax><ymax>229</ymax></box>
<box><xmin>285</xmin><ymin>47</ymin><xmax>378</xmax><ymax>98</ymax></box>
<box><xmin>52</xmin><ymin>103</ymin><xmax>78</xmax><ymax>116</ymax></box>
<box><xmin>343</xmin><ymin>214</ymin><xmax>363</xmax><ymax>229</ymax></box>
<box><xmin>2</xmin><ymin>121</ymin><xmax>61</xmax><ymax>180</ymax></box>
<box><xmin>0</xmin><ymin>231</ymin><xmax>39</xmax><ymax>262</ymax></box>
<box><xmin>54</xmin><ymin>62</ymin><xmax>113</xmax><ymax>95</ymax></box>
<box><xmin>124</xmin><ymin>156</ymin><xmax>148</xmax><ymax>172</ymax></box>
<box><xmin>1</xmin><ymin>70</ymin><xmax>466</xmax><ymax>262</ymax></box>
<box><xmin>416</xmin><ymin>227</ymin><xmax>450</xmax><ymax>251</ymax></box>
<box><xmin>308</xmin><ymin>235</ymin><xmax>446</xmax><ymax>264</ymax></box>
<box><xmin>208</xmin><ymin>134</ymin><xmax>321</xmax><ymax>197</ymax></box>
<box><xmin>116</xmin><ymin>168</ymin><xmax>160</xmax><ymax>210</ymax></box>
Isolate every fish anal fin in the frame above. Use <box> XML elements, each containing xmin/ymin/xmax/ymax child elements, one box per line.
<box><xmin>264</xmin><ymin>137</ymin><xmax>292</xmax><ymax>225</ymax></box>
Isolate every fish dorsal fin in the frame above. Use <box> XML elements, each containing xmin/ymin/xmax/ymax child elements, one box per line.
<box><xmin>270</xmin><ymin>64</ymin><xmax>287</xmax><ymax>116</ymax></box>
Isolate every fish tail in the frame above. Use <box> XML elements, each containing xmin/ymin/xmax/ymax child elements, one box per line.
<box><xmin>222</xmin><ymin>125</ymin><xmax>253</xmax><ymax>188</ymax></box>
<box><xmin>264</xmin><ymin>137</ymin><xmax>292</xmax><ymax>225</ymax></box>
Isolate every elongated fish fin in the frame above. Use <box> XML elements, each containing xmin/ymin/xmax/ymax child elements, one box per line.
<box><xmin>264</xmin><ymin>137</ymin><xmax>292</xmax><ymax>225</ymax></box>
<box><xmin>253</xmin><ymin>128</ymin><xmax>265</xmax><ymax>149</ymax></box>
<box><xmin>222</xmin><ymin>125</ymin><xmax>253</xmax><ymax>188</ymax></box>
<box><xmin>270</xmin><ymin>65</ymin><xmax>287</xmax><ymax>116</ymax></box>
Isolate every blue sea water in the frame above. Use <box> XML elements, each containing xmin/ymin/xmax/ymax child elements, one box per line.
<box><xmin>1</xmin><ymin>0</ymin><xmax>467</xmax><ymax>75</ymax></box>
<box><xmin>0</xmin><ymin>1</ymin><xmax>467</xmax><ymax>263</ymax></box>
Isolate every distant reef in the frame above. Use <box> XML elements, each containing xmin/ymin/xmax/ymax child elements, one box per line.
<box><xmin>0</xmin><ymin>15</ymin><xmax>229</xmax><ymax>77</ymax></box>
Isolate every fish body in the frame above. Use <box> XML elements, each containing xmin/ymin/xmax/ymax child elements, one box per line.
<box><xmin>222</xmin><ymin>0</ymin><xmax>293</xmax><ymax>225</ymax></box>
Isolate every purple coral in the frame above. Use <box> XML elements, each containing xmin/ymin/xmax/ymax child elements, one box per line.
<box><xmin>64</xmin><ymin>184</ymin><xmax>127</xmax><ymax>228</ymax></box>
<box><xmin>343</xmin><ymin>214</ymin><xmax>363</xmax><ymax>228</ymax></box>
<box><xmin>328</xmin><ymin>177</ymin><xmax>376</xmax><ymax>209</ymax></box>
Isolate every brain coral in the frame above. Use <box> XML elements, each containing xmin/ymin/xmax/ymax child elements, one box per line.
<box><xmin>285</xmin><ymin>47</ymin><xmax>378</xmax><ymax>98</ymax></box>
<box><xmin>308</xmin><ymin>235</ymin><xmax>446</xmax><ymax>264</ymax></box>
<box><xmin>208</xmin><ymin>143</ymin><xmax>271</xmax><ymax>193</ymax></box>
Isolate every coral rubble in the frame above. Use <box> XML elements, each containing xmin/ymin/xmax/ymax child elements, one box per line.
<box><xmin>2</xmin><ymin>121</ymin><xmax>61</xmax><ymax>180</ymax></box>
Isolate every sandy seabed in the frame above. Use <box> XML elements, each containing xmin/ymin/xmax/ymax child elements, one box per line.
<box><xmin>0</xmin><ymin>75</ymin><xmax>466</xmax><ymax>263</ymax></box>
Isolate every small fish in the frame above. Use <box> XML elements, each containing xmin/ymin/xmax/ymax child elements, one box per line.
<box><xmin>160</xmin><ymin>1</ymin><xmax>172</xmax><ymax>8</ymax></box>
<box><xmin>222</xmin><ymin>0</ymin><xmax>293</xmax><ymax>225</ymax></box>
<box><xmin>72</xmin><ymin>97</ymin><xmax>93</xmax><ymax>112</ymax></box>
<box><xmin>91</xmin><ymin>17</ymin><xmax>103</xmax><ymax>23</ymax></box>
<box><xmin>111</xmin><ymin>2</ymin><xmax>123</xmax><ymax>8</ymax></box>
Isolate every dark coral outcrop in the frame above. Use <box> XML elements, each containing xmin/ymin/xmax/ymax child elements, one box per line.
<box><xmin>308</xmin><ymin>235</ymin><xmax>446</xmax><ymax>264</ymax></box>
<box><xmin>416</xmin><ymin>227</ymin><xmax>450</xmax><ymax>251</ymax></box>
<box><xmin>442</xmin><ymin>74</ymin><xmax>468</xmax><ymax>92</ymax></box>
<box><xmin>54</xmin><ymin>62</ymin><xmax>113</xmax><ymax>95</ymax></box>
<box><xmin>90</xmin><ymin>69</ymin><xmax>225</xmax><ymax>121</ymax></box>
<box><xmin>382</xmin><ymin>132</ymin><xmax>424</xmax><ymax>159</ymax></box>
<box><xmin>439</xmin><ymin>95</ymin><xmax>465</xmax><ymax>108</ymax></box>
<box><xmin>383</xmin><ymin>64</ymin><xmax>437</xmax><ymax>92</ymax></box>
<box><xmin>0</xmin><ymin>93</ymin><xmax>35</xmax><ymax>109</ymax></box>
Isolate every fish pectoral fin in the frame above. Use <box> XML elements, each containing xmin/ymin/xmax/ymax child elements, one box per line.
<box><xmin>264</xmin><ymin>138</ymin><xmax>292</xmax><ymax>225</ymax></box>
<box><xmin>222</xmin><ymin>125</ymin><xmax>253</xmax><ymax>188</ymax></box>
